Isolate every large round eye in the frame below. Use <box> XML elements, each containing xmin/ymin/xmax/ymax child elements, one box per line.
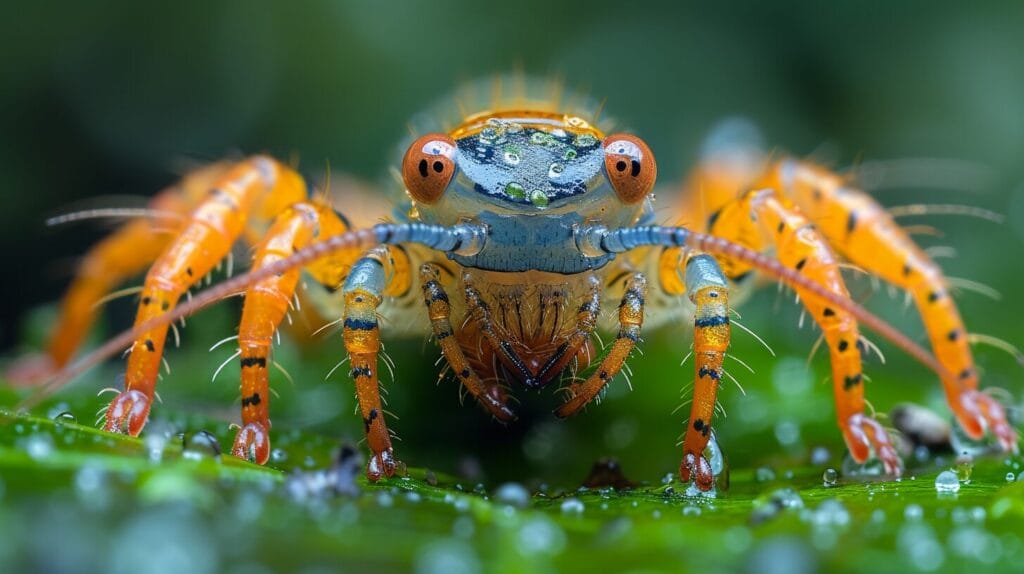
<box><xmin>401</xmin><ymin>133</ymin><xmax>457</xmax><ymax>204</ymax></box>
<box><xmin>603</xmin><ymin>133</ymin><xmax>656</xmax><ymax>204</ymax></box>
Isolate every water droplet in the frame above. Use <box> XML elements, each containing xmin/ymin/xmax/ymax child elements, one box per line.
<box><xmin>1007</xmin><ymin>472</ymin><xmax>1016</xmax><ymax>482</ymax></box>
<box><xmin>530</xmin><ymin>132</ymin><xmax>549</xmax><ymax>145</ymax></box>
<box><xmin>479</xmin><ymin>127</ymin><xmax>498</xmax><ymax>142</ymax></box>
<box><xmin>516</xmin><ymin>517</ymin><xmax>566</xmax><ymax>556</ymax></box>
<box><xmin>548</xmin><ymin>163</ymin><xmax>564</xmax><ymax>178</ymax></box>
<box><xmin>415</xmin><ymin>539</ymin><xmax>482</xmax><ymax>574</ymax></box>
<box><xmin>682</xmin><ymin>506</ymin><xmax>702</xmax><ymax>517</ymax></box>
<box><xmin>181</xmin><ymin>430</ymin><xmax>221</xmax><ymax>461</ymax></box>
<box><xmin>270</xmin><ymin>448</ymin><xmax>288</xmax><ymax>463</ymax></box>
<box><xmin>51</xmin><ymin>411</ymin><xmax>77</xmax><ymax>424</ymax></box>
<box><xmin>904</xmin><ymin>504</ymin><xmax>924</xmax><ymax>521</ymax></box>
<box><xmin>493</xmin><ymin>482</ymin><xmax>530</xmax><ymax>508</ymax></box>
<box><xmin>810</xmin><ymin>499</ymin><xmax>850</xmax><ymax>527</ymax></box>
<box><xmin>774</xmin><ymin>420</ymin><xmax>801</xmax><ymax>447</ymax></box>
<box><xmin>822</xmin><ymin>468</ymin><xmax>838</xmax><ymax>487</ymax></box>
<box><xmin>529</xmin><ymin>189</ymin><xmax>549</xmax><ymax>208</ymax></box>
<box><xmin>23</xmin><ymin>433</ymin><xmax>54</xmax><ymax>460</ymax></box>
<box><xmin>504</xmin><ymin>182</ymin><xmax>525</xmax><ymax>200</ymax></box>
<box><xmin>502</xmin><ymin>150</ymin><xmax>521</xmax><ymax>165</ymax></box>
<box><xmin>560</xmin><ymin>498</ymin><xmax>585</xmax><ymax>514</ymax></box>
<box><xmin>955</xmin><ymin>458</ymin><xmax>973</xmax><ymax>484</ymax></box>
<box><xmin>574</xmin><ymin>133</ymin><xmax>598</xmax><ymax>147</ymax></box>
<box><xmin>935</xmin><ymin>470</ymin><xmax>961</xmax><ymax>493</ymax></box>
<box><xmin>755</xmin><ymin>466</ymin><xmax>776</xmax><ymax>482</ymax></box>
<box><xmin>810</xmin><ymin>446</ymin><xmax>831</xmax><ymax>465</ymax></box>
<box><xmin>563</xmin><ymin>149</ymin><xmax>577</xmax><ymax>160</ymax></box>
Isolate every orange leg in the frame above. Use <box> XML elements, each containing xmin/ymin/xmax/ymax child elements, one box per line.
<box><xmin>419</xmin><ymin>264</ymin><xmax>515</xmax><ymax>421</ymax></box>
<box><xmin>341</xmin><ymin>247</ymin><xmax>412</xmax><ymax>480</ymax></box>
<box><xmin>554</xmin><ymin>273</ymin><xmax>646</xmax><ymax>418</ymax></box>
<box><xmin>705</xmin><ymin>189</ymin><xmax>901</xmax><ymax>474</ymax></box>
<box><xmin>767</xmin><ymin>160</ymin><xmax>1016</xmax><ymax>450</ymax></box>
<box><xmin>7</xmin><ymin>165</ymin><xmax>232</xmax><ymax>387</ymax></box>
<box><xmin>231</xmin><ymin>201</ymin><xmax>352</xmax><ymax>464</ymax></box>
<box><xmin>104</xmin><ymin>156</ymin><xmax>307</xmax><ymax>435</ymax></box>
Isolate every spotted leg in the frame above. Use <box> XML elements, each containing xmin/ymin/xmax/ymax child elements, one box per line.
<box><xmin>554</xmin><ymin>273</ymin><xmax>647</xmax><ymax>418</ymax></box>
<box><xmin>768</xmin><ymin>160</ymin><xmax>1016</xmax><ymax>450</ymax></box>
<box><xmin>103</xmin><ymin>157</ymin><xmax>307</xmax><ymax>435</ymax></box>
<box><xmin>678</xmin><ymin>254</ymin><xmax>731</xmax><ymax>491</ymax></box>
<box><xmin>707</xmin><ymin>189</ymin><xmax>901</xmax><ymax>474</ymax></box>
<box><xmin>419</xmin><ymin>264</ymin><xmax>515</xmax><ymax>421</ymax></box>
<box><xmin>342</xmin><ymin>247</ymin><xmax>413</xmax><ymax>480</ymax></box>
<box><xmin>6</xmin><ymin>165</ymin><xmax>231</xmax><ymax>387</ymax></box>
<box><xmin>231</xmin><ymin>201</ymin><xmax>354</xmax><ymax>464</ymax></box>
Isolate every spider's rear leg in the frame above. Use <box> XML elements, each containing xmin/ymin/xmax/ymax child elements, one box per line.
<box><xmin>231</xmin><ymin>201</ymin><xmax>353</xmax><ymax>464</ymax></box>
<box><xmin>769</xmin><ymin>160</ymin><xmax>1017</xmax><ymax>450</ymax></box>
<box><xmin>554</xmin><ymin>273</ymin><xmax>646</xmax><ymax>418</ymax></box>
<box><xmin>104</xmin><ymin>157</ymin><xmax>307</xmax><ymax>435</ymax></box>
<box><xmin>8</xmin><ymin>164</ymin><xmax>229</xmax><ymax>387</ymax></box>
<box><xmin>419</xmin><ymin>264</ymin><xmax>515</xmax><ymax>421</ymax></box>
<box><xmin>705</xmin><ymin>189</ymin><xmax>901</xmax><ymax>474</ymax></box>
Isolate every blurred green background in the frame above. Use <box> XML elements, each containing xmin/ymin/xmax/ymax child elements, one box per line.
<box><xmin>2</xmin><ymin>0</ymin><xmax>1023</xmax><ymax>483</ymax></box>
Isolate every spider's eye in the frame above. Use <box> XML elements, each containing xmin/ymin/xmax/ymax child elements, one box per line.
<box><xmin>402</xmin><ymin>133</ymin><xmax>457</xmax><ymax>205</ymax></box>
<box><xmin>603</xmin><ymin>133</ymin><xmax>656</xmax><ymax>204</ymax></box>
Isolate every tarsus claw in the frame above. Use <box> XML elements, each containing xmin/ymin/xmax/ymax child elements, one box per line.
<box><xmin>103</xmin><ymin>390</ymin><xmax>151</xmax><ymax>436</ymax></box>
<box><xmin>366</xmin><ymin>448</ymin><xmax>399</xmax><ymax>481</ymax></box>
<box><xmin>679</xmin><ymin>451</ymin><xmax>715</xmax><ymax>492</ymax></box>
<box><xmin>843</xmin><ymin>413</ymin><xmax>902</xmax><ymax>476</ymax></box>
<box><xmin>955</xmin><ymin>390</ymin><xmax>1018</xmax><ymax>452</ymax></box>
<box><xmin>232</xmin><ymin>422</ymin><xmax>270</xmax><ymax>464</ymax></box>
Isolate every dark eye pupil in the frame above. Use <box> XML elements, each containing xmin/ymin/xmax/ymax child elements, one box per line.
<box><xmin>418</xmin><ymin>158</ymin><xmax>429</xmax><ymax>178</ymax></box>
<box><xmin>432</xmin><ymin>160</ymin><xmax>444</xmax><ymax>173</ymax></box>
<box><xmin>615</xmin><ymin>160</ymin><xmax>627</xmax><ymax>172</ymax></box>
<box><xmin>631</xmin><ymin>159</ymin><xmax>641</xmax><ymax>177</ymax></box>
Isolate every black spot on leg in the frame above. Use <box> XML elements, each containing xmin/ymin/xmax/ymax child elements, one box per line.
<box><xmin>838</xmin><ymin>340</ymin><xmax>849</xmax><ymax>352</ymax></box>
<box><xmin>144</xmin><ymin>339</ymin><xmax>155</xmax><ymax>352</ymax></box>
<box><xmin>777</xmin><ymin>222</ymin><xmax>785</xmax><ymax>234</ymax></box>
<box><xmin>795</xmin><ymin>258</ymin><xmax>807</xmax><ymax>271</ymax></box>
<box><xmin>161</xmin><ymin>301</ymin><xmax>170</xmax><ymax>311</ymax></box>
<box><xmin>142</xmin><ymin>296</ymin><xmax>152</xmax><ymax>305</ymax></box>
<box><xmin>960</xmin><ymin>368</ymin><xmax>973</xmax><ymax>380</ymax></box>
<box><xmin>846</xmin><ymin>212</ymin><xmax>858</xmax><ymax>233</ymax></box>
<box><xmin>928</xmin><ymin>291</ymin><xmax>940</xmax><ymax>303</ymax></box>
<box><xmin>240</xmin><ymin>356</ymin><xmax>267</xmax><ymax>368</ymax></box>
<box><xmin>707</xmin><ymin>209</ymin><xmax>722</xmax><ymax>230</ymax></box>
<box><xmin>364</xmin><ymin>408</ymin><xmax>379</xmax><ymax>431</ymax></box>
<box><xmin>693</xmin><ymin>418</ymin><xmax>710</xmax><ymax>437</ymax></box>
<box><xmin>460</xmin><ymin>368</ymin><xmax>470</xmax><ymax>379</ymax></box>
<box><xmin>903</xmin><ymin>263</ymin><xmax>913</xmax><ymax>277</ymax></box>
<box><xmin>823</xmin><ymin>308</ymin><xmax>836</xmax><ymax>317</ymax></box>
<box><xmin>241</xmin><ymin>393</ymin><xmax>261</xmax><ymax>407</ymax></box>
<box><xmin>186</xmin><ymin>267</ymin><xmax>193</xmax><ymax>277</ymax></box>
<box><xmin>843</xmin><ymin>373</ymin><xmax>862</xmax><ymax>390</ymax></box>
<box><xmin>948</xmin><ymin>329</ymin><xmax>960</xmax><ymax>342</ymax></box>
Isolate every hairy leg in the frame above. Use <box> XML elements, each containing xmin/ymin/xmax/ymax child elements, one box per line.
<box><xmin>767</xmin><ymin>160</ymin><xmax>1015</xmax><ymax>449</ymax></box>
<box><xmin>419</xmin><ymin>264</ymin><xmax>515</xmax><ymax>421</ymax></box>
<box><xmin>104</xmin><ymin>156</ymin><xmax>307</xmax><ymax>435</ymax></box>
<box><xmin>554</xmin><ymin>273</ymin><xmax>646</xmax><ymax>418</ymax></box>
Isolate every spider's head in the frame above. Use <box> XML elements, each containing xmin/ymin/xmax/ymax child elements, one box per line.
<box><xmin>400</xmin><ymin>112</ymin><xmax>656</xmax><ymax>229</ymax></box>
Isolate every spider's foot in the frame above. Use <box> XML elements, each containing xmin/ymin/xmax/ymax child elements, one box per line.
<box><xmin>366</xmin><ymin>447</ymin><xmax>400</xmax><ymax>481</ymax></box>
<box><xmin>480</xmin><ymin>385</ymin><xmax>517</xmax><ymax>422</ymax></box>
<box><xmin>843</xmin><ymin>413</ymin><xmax>902</xmax><ymax>476</ymax></box>
<box><xmin>102</xmin><ymin>390</ymin><xmax>151</xmax><ymax>436</ymax></box>
<box><xmin>232</xmin><ymin>422</ymin><xmax>270</xmax><ymax>465</ymax></box>
<box><xmin>954</xmin><ymin>390</ymin><xmax>1018</xmax><ymax>453</ymax></box>
<box><xmin>679</xmin><ymin>451</ymin><xmax>715</xmax><ymax>492</ymax></box>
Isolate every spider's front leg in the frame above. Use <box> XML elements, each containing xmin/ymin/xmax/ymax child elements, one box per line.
<box><xmin>104</xmin><ymin>157</ymin><xmax>307</xmax><ymax>435</ymax></box>
<box><xmin>677</xmin><ymin>254</ymin><xmax>731</xmax><ymax>491</ymax></box>
<box><xmin>342</xmin><ymin>246</ymin><xmax>412</xmax><ymax>480</ymax></box>
<box><xmin>554</xmin><ymin>273</ymin><xmax>646</xmax><ymax>418</ymax></box>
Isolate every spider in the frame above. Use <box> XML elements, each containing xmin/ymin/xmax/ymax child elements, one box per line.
<box><xmin>14</xmin><ymin>78</ymin><xmax>1017</xmax><ymax>491</ymax></box>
